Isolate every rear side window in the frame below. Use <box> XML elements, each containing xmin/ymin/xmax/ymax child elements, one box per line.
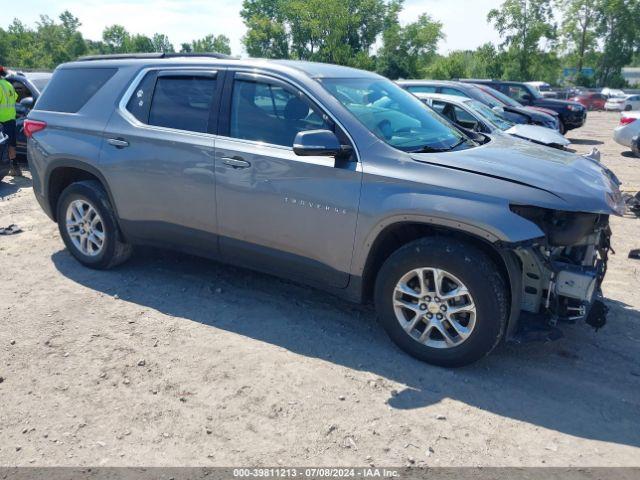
<box><xmin>148</xmin><ymin>75</ymin><xmax>217</xmax><ymax>133</ymax></box>
<box><xmin>35</xmin><ymin>68</ymin><xmax>117</xmax><ymax>113</ymax></box>
<box><xmin>407</xmin><ymin>85</ymin><xmax>437</xmax><ymax>94</ymax></box>
<box><xmin>126</xmin><ymin>72</ymin><xmax>157</xmax><ymax>123</ymax></box>
<box><xmin>431</xmin><ymin>100</ymin><xmax>447</xmax><ymax>114</ymax></box>
<box><xmin>440</xmin><ymin>87</ymin><xmax>465</xmax><ymax>96</ymax></box>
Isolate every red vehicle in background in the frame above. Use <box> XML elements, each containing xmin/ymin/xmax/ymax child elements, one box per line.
<box><xmin>569</xmin><ymin>92</ymin><xmax>607</xmax><ymax>111</ymax></box>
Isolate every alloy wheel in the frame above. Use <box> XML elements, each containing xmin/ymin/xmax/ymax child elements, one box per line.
<box><xmin>392</xmin><ymin>267</ymin><xmax>476</xmax><ymax>349</ymax></box>
<box><xmin>65</xmin><ymin>199</ymin><xmax>105</xmax><ymax>257</ymax></box>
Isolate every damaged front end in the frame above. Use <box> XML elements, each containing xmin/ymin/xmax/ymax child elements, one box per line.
<box><xmin>509</xmin><ymin>206</ymin><xmax>614</xmax><ymax>337</ymax></box>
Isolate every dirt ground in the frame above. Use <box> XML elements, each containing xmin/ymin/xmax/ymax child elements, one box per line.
<box><xmin>0</xmin><ymin>111</ymin><xmax>639</xmax><ymax>467</ymax></box>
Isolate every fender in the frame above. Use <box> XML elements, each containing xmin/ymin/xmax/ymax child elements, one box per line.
<box><xmin>43</xmin><ymin>158</ymin><xmax>120</xmax><ymax>222</ymax></box>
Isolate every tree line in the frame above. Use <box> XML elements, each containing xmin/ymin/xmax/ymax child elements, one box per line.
<box><xmin>1</xmin><ymin>0</ymin><xmax>639</xmax><ymax>87</ymax></box>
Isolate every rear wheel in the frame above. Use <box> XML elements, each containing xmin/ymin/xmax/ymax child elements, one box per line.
<box><xmin>374</xmin><ymin>237</ymin><xmax>508</xmax><ymax>367</ymax></box>
<box><xmin>625</xmin><ymin>105</ymin><xmax>632</xmax><ymax>111</ymax></box>
<box><xmin>57</xmin><ymin>180</ymin><xmax>132</xmax><ymax>269</ymax></box>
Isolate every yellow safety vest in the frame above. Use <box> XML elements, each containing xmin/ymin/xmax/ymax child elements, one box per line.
<box><xmin>0</xmin><ymin>79</ymin><xmax>18</xmax><ymax>123</ymax></box>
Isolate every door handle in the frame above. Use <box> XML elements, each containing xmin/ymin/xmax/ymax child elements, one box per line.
<box><xmin>221</xmin><ymin>157</ymin><xmax>251</xmax><ymax>169</ymax></box>
<box><xmin>107</xmin><ymin>138</ymin><xmax>129</xmax><ymax>148</ymax></box>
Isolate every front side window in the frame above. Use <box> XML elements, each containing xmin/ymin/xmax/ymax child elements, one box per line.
<box><xmin>229</xmin><ymin>79</ymin><xmax>330</xmax><ymax>147</ymax></box>
<box><xmin>505</xmin><ymin>84</ymin><xmax>540</xmax><ymax>102</ymax></box>
<box><xmin>148</xmin><ymin>75</ymin><xmax>217</xmax><ymax>133</ymax></box>
<box><xmin>320</xmin><ymin>77</ymin><xmax>472</xmax><ymax>153</ymax></box>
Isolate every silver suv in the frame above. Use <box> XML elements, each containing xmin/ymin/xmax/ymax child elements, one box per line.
<box><xmin>26</xmin><ymin>54</ymin><xmax>625</xmax><ymax>366</ymax></box>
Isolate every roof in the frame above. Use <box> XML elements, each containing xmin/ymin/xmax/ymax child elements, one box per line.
<box><xmin>64</xmin><ymin>54</ymin><xmax>380</xmax><ymax>80</ymax></box>
<box><xmin>271</xmin><ymin>60</ymin><xmax>380</xmax><ymax>79</ymax></box>
<box><xmin>397</xmin><ymin>79</ymin><xmax>465</xmax><ymax>87</ymax></box>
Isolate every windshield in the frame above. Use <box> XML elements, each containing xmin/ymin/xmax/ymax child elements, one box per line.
<box><xmin>468</xmin><ymin>87</ymin><xmax>504</xmax><ymax>108</ymax></box>
<box><xmin>525</xmin><ymin>84</ymin><xmax>543</xmax><ymax>100</ymax></box>
<box><xmin>465</xmin><ymin>99</ymin><xmax>514</xmax><ymax>131</ymax></box>
<box><xmin>319</xmin><ymin>77</ymin><xmax>472</xmax><ymax>152</ymax></box>
<box><xmin>475</xmin><ymin>85</ymin><xmax>520</xmax><ymax>107</ymax></box>
<box><xmin>30</xmin><ymin>77</ymin><xmax>51</xmax><ymax>92</ymax></box>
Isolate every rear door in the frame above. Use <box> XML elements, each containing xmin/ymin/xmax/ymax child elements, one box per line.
<box><xmin>213</xmin><ymin>71</ymin><xmax>362</xmax><ymax>288</ymax></box>
<box><xmin>100</xmin><ymin>68</ymin><xmax>223</xmax><ymax>253</ymax></box>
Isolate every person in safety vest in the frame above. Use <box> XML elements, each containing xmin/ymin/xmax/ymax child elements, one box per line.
<box><xmin>0</xmin><ymin>66</ymin><xmax>20</xmax><ymax>177</ymax></box>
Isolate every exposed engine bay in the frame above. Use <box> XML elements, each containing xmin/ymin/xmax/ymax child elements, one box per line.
<box><xmin>510</xmin><ymin>206</ymin><xmax>612</xmax><ymax>330</ymax></box>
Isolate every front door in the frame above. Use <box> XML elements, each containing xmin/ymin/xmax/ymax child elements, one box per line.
<box><xmin>100</xmin><ymin>69</ymin><xmax>222</xmax><ymax>253</ymax></box>
<box><xmin>214</xmin><ymin>72</ymin><xmax>362</xmax><ymax>288</ymax></box>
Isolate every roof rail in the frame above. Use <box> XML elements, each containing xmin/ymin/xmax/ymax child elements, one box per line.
<box><xmin>76</xmin><ymin>52</ymin><xmax>236</xmax><ymax>62</ymax></box>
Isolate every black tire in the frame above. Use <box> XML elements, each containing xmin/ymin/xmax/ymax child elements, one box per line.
<box><xmin>632</xmin><ymin>136</ymin><xmax>640</xmax><ymax>158</ymax></box>
<box><xmin>624</xmin><ymin>105</ymin><xmax>632</xmax><ymax>111</ymax></box>
<box><xmin>558</xmin><ymin>120</ymin><xmax>566</xmax><ymax>135</ymax></box>
<box><xmin>374</xmin><ymin>237</ymin><xmax>508</xmax><ymax>367</ymax></box>
<box><xmin>57</xmin><ymin>180</ymin><xmax>132</xmax><ymax>269</ymax></box>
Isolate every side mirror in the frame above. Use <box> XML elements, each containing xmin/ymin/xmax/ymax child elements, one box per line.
<box><xmin>293</xmin><ymin>129</ymin><xmax>352</xmax><ymax>158</ymax></box>
<box><xmin>19</xmin><ymin>97</ymin><xmax>34</xmax><ymax>109</ymax></box>
<box><xmin>492</xmin><ymin>105</ymin><xmax>505</xmax><ymax>115</ymax></box>
<box><xmin>521</xmin><ymin>94</ymin><xmax>532</xmax><ymax>103</ymax></box>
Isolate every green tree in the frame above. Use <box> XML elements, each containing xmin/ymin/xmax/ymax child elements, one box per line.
<box><xmin>488</xmin><ymin>0</ymin><xmax>556</xmax><ymax>80</ymax></box>
<box><xmin>240</xmin><ymin>0</ymin><xmax>391</xmax><ymax>67</ymax></box>
<box><xmin>595</xmin><ymin>0</ymin><xmax>639</xmax><ymax>86</ymax></box>
<box><xmin>102</xmin><ymin>24</ymin><xmax>129</xmax><ymax>53</ymax></box>
<box><xmin>559</xmin><ymin>0</ymin><xmax>599</xmax><ymax>74</ymax></box>
<box><xmin>376</xmin><ymin>1</ymin><xmax>444</xmax><ymax>79</ymax></box>
<box><xmin>242</xmin><ymin>15</ymin><xmax>289</xmax><ymax>58</ymax></box>
<box><xmin>151</xmin><ymin>33</ymin><xmax>174</xmax><ymax>53</ymax></box>
<box><xmin>126</xmin><ymin>34</ymin><xmax>155</xmax><ymax>53</ymax></box>
<box><xmin>181</xmin><ymin>34</ymin><xmax>231</xmax><ymax>54</ymax></box>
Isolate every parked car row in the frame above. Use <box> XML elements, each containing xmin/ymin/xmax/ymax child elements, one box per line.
<box><xmin>417</xmin><ymin>93</ymin><xmax>569</xmax><ymax>149</ymax></box>
<box><xmin>22</xmin><ymin>53</ymin><xmax>624</xmax><ymax>367</ymax></box>
<box><xmin>461</xmin><ymin>79</ymin><xmax>587</xmax><ymax>134</ymax></box>
<box><xmin>397</xmin><ymin>80</ymin><xmax>560</xmax><ymax>130</ymax></box>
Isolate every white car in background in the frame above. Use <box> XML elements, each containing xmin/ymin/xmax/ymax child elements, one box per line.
<box><xmin>601</xmin><ymin>87</ymin><xmax>626</xmax><ymax>99</ymax></box>
<box><xmin>415</xmin><ymin>93</ymin><xmax>570</xmax><ymax>149</ymax></box>
<box><xmin>605</xmin><ymin>94</ymin><xmax>640</xmax><ymax>111</ymax></box>
<box><xmin>613</xmin><ymin>111</ymin><xmax>640</xmax><ymax>157</ymax></box>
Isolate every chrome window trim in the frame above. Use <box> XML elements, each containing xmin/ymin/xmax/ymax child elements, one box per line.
<box><xmin>118</xmin><ymin>65</ymin><xmax>360</xmax><ymax>163</ymax></box>
<box><xmin>118</xmin><ymin>66</ymin><xmax>220</xmax><ymax>139</ymax></box>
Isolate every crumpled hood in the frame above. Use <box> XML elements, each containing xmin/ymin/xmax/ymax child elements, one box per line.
<box><xmin>412</xmin><ymin>133</ymin><xmax>625</xmax><ymax>216</ymax></box>
<box><xmin>506</xmin><ymin>124</ymin><xmax>570</xmax><ymax>147</ymax></box>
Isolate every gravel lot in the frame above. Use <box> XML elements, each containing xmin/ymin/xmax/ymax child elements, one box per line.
<box><xmin>0</xmin><ymin>111</ymin><xmax>639</xmax><ymax>467</ymax></box>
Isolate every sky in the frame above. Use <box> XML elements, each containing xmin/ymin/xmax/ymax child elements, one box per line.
<box><xmin>10</xmin><ymin>0</ymin><xmax>504</xmax><ymax>55</ymax></box>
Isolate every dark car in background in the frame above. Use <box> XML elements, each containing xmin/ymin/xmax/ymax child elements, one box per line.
<box><xmin>397</xmin><ymin>80</ymin><xmax>559</xmax><ymax>130</ymax></box>
<box><xmin>462</xmin><ymin>79</ymin><xmax>587</xmax><ymax>134</ymax></box>
<box><xmin>569</xmin><ymin>92</ymin><xmax>607</xmax><ymax>111</ymax></box>
<box><xmin>5</xmin><ymin>70</ymin><xmax>52</xmax><ymax>157</ymax></box>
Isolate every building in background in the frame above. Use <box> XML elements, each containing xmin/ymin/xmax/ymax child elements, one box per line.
<box><xmin>622</xmin><ymin>68</ymin><xmax>640</xmax><ymax>86</ymax></box>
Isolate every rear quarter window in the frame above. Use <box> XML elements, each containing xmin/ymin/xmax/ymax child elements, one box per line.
<box><xmin>35</xmin><ymin>67</ymin><xmax>117</xmax><ymax>113</ymax></box>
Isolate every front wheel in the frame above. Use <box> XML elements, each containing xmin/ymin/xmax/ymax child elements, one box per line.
<box><xmin>57</xmin><ymin>180</ymin><xmax>132</xmax><ymax>269</ymax></box>
<box><xmin>558</xmin><ymin>120</ymin><xmax>567</xmax><ymax>135</ymax></box>
<box><xmin>374</xmin><ymin>237</ymin><xmax>508</xmax><ymax>367</ymax></box>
